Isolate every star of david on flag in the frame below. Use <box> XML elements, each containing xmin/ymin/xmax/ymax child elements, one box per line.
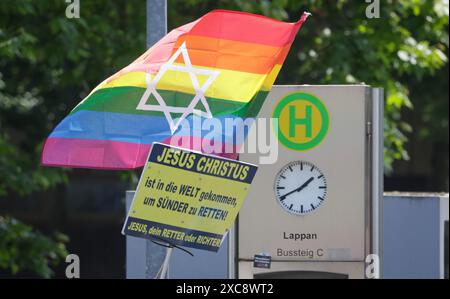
<box><xmin>137</xmin><ymin>42</ymin><xmax>219</xmax><ymax>134</ymax></box>
<box><xmin>41</xmin><ymin>10</ymin><xmax>310</xmax><ymax>169</ymax></box>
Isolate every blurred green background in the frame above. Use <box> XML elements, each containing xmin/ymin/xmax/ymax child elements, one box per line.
<box><xmin>0</xmin><ymin>0</ymin><xmax>448</xmax><ymax>278</ymax></box>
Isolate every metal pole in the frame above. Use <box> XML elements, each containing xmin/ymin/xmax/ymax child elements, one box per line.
<box><xmin>147</xmin><ymin>0</ymin><xmax>167</xmax><ymax>48</ymax></box>
<box><xmin>144</xmin><ymin>0</ymin><xmax>168</xmax><ymax>279</ymax></box>
<box><xmin>159</xmin><ymin>247</ymin><xmax>174</xmax><ymax>279</ymax></box>
<box><xmin>372</xmin><ymin>87</ymin><xmax>384</xmax><ymax>278</ymax></box>
<box><xmin>123</xmin><ymin>0</ymin><xmax>169</xmax><ymax>280</ymax></box>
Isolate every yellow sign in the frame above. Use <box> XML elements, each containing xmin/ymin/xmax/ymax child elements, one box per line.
<box><xmin>122</xmin><ymin>143</ymin><xmax>257</xmax><ymax>251</ymax></box>
<box><xmin>273</xmin><ymin>92</ymin><xmax>329</xmax><ymax>151</ymax></box>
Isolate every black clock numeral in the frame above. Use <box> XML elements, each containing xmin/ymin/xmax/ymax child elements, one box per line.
<box><xmin>319</xmin><ymin>186</ymin><xmax>326</xmax><ymax>189</ymax></box>
<box><xmin>318</xmin><ymin>196</ymin><xmax>324</xmax><ymax>201</ymax></box>
<box><xmin>289</xmin><ymin>204</ymin><xmax>293</xmax><ymax>210</ymax></box>
<box><xmin>310</xmin><ymin>204</ymin><xmax>315</xmax><ymax>210</ymax></box>
<box><xmin>277</xmin><ymin>186</ymin><xmax>285</xmax><ymax>190</ymax></box>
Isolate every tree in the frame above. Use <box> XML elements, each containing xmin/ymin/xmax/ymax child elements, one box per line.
<box><xmin>168</xmin><ymin>0</ymin><xmax>449</xmax><ymax>175</ymax></box>
<box><xmin>0</xmin><ymin>216</ymin><xmax>68</xmax><ymax>278</ymax></box>
<box><xmin>0</xmin><ymin>0</ymin><xmax>148</xmax><ymax>277</ymax></box>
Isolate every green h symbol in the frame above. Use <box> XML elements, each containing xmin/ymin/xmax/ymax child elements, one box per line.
<box><xmin>289</xmin><ymin>104</ymin><xmax>312</xmax><ymax>138</ymax></box>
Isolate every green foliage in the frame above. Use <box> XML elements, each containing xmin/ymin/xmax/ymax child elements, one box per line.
<box><xmin>0</xmin><ymin>216</ymin><xmax>68</xmax><ymax>278</ymax></box>
<box><xmin>0</xmin><ymin>1</ymin><xmax>146</xmax><ymax>187</ymax></box>
<box><xmin>169</xmin><ymin>0</ymin><xmax>449</xmax><ymax>173</ymax></box>
<box><xmin>0</xmin><ymin>136</ymin><xmax>68</xmax><ymax>197</ymax></box>
<box><xmin>0</xmin><ymin>0</ymin><xmax>149</xmax><ymax>278</ymax></box>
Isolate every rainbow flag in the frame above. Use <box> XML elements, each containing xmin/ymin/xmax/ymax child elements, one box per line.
<box><xmin>42</xmin><ymin>10</ymin><xmax>309</xmax><ymax>169</ymax></box>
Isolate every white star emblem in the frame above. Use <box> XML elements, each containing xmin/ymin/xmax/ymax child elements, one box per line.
<box><xmin>136</xmin><ymin>42</ymin><xmax>220</xmax><ymax>134</ymax></box>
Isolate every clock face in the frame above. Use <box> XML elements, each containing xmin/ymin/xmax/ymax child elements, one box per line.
<box><xmin>274</xmin><ymin>161</ymin><xmax>327</xmax><ymax>216</ymax></box>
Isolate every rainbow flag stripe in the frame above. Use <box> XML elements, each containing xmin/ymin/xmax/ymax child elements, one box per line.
<box><xmin>42</xmin><ymin>10</ymin><xmax>309</xmax><ymax>169</ymax></box>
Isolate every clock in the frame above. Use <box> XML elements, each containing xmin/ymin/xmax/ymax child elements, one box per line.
<box><xmin>274</xmin><ymin>161</ymin><xmax>327</xmax><ymax>216</ymax></box>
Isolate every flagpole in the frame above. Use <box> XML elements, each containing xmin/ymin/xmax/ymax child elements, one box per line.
<box><xmin>158</xmin><ymin>246</ymin><xmax>174</xmax><ymax>279</ymax></box>
<box><xmin>145</xmin><ymin>0</ymin><xmax>168</xmax><ymax>279</ymax></box>
<box><xmin>147</xmin><ymin>0</ymin><xmax>167</xmax><ymax>48</ymax></box>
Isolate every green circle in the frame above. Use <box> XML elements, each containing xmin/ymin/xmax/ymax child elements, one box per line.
<box><xmin>272</xmin><ymin>92</ymin><xmax>329</xmax><ymax>151</ymax></box>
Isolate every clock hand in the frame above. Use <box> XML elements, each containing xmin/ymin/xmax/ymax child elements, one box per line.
<box><xmin>296</xmin><ymin>177</ymin><xmax>314</xmax><ymax>193</ymax></box>
<box><xmin>279</xmin><ymin>177</ymin><xmax>314</xmax><ymax>200</ymax></box>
